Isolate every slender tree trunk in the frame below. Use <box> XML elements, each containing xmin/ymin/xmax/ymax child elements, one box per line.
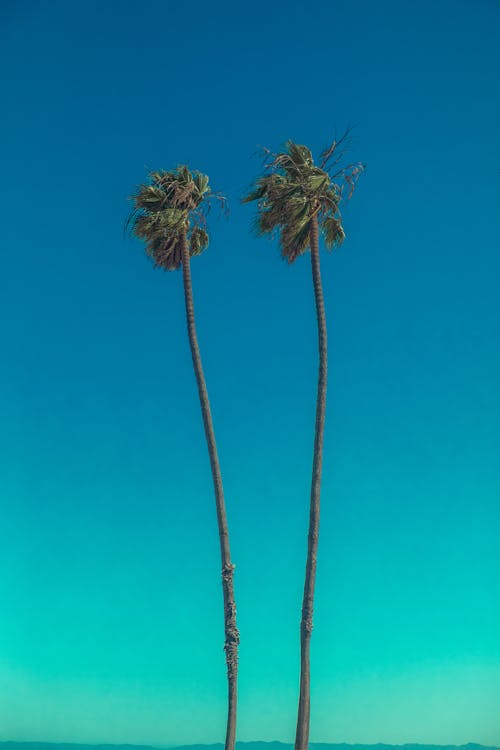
<box><xmin>295</xmin><ymin>215</ymin><xmax>327</xmax><ymax>750</ymax></box>
<box><xmin>180</xmin><ymin>229</ymin><xmax>239</xmax><ymax>750</ymax></box>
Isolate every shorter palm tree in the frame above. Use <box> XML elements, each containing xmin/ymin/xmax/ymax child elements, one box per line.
<box><xmin>243</xmin><ymin>136</ymin><xmax>363</xmax><ymax>750</ymax></box>
<box><xmin>128</xmin><ymin>165</ymin><xmax>239</xmax><ymax>750</ymax></box>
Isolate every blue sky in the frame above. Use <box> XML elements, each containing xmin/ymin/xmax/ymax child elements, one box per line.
<box><xmin>0</xmin><ymin>0</ymin><xmax>499</xmax><ymax>745</ymax></box>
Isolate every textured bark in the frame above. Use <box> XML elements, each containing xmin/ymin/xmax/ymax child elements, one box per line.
<box><xmin>294</xmin><ymin>215</ymin><xmax>327</xmax><ymax>750</ymax></box>
<box><xmin>180</xmin><ymin>230</ymin><xmax>239</xmax><ymax>750</ymax></box>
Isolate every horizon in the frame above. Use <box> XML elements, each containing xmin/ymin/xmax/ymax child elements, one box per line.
<box><xmin>2</xmin><ymin>743</ymin><xmax>500</xmax><ymax>749</ymax></box>
<box><xmin>1</xmin><ymin>0</ymin><xmax>499</xmax><ymax>746</ymax></box>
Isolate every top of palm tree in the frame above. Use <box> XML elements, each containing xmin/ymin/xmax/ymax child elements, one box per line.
<box><xmin>128</xmin><ymin>164</ymin><xmax>226</xmax><ymax>271</ymax></box>
<box><xmin>242</xmin><ymin>133</ymin><xmax>364</xmax><ymax>263</ymax></box>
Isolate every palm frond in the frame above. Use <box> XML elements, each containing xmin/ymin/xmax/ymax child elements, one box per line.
<box><xmin>281</xmin><ymin>216</ymin><xmax>312</xmax><ymax>263</ymax></box>
<box><xmin>147</xmin><ymin>235</ymin><xmax>182</xmax><ymax>271</ymax></box>
<box><xmin>321</xmin><ymin>215</ymin><xmax>345</xmax><ymax>250</ymax></box>
<box><xmin>242</xmin><ymin>177</ymin><xmax>268</xmax><ymax>204</ymax></box>
<box><xmin>190</xmin><ymin>226</ymin><xmax>209</xmax><ymax>256</ymax></box>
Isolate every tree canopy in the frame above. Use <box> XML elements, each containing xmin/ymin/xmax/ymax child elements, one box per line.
<box><xmin>243</xmin><ymin>138</ymin><xmax>363</xmax><ymax>263</ymax></box>
<box><xmin>128</xmin><ymin>165</ymin><xmax>224</xmax><ymax>271</ymax></box>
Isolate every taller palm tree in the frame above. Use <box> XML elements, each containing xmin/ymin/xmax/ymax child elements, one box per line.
<box><xmin>243</xmin><ymin>138</ymin><xmax>363</xmax><ymax>750</ymax></box>
<box><xmin>128</xmin><ymin>165</ymin><xmax>239</xmax><ymax>750</ymax></box>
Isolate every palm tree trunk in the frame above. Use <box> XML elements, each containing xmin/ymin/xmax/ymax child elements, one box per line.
<box><xmin>295</xmin><ymin>214</ymin><xmax>327</xmax><ymax>750</ymax></box>
<box><xmin>180</xmin><ymin>229</ymin><xmax>239</xmax><ymax>750</ymax></box>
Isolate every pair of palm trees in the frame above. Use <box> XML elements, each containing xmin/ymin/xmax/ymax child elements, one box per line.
<box><xmin>128</xmin><ymin>139</ymin><xmax>363</xmax><ymax>750</ymax></box>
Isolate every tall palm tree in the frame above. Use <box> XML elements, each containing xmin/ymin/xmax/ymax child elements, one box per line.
<box><xmin>243</xmin><ymin>138</ymin><xmax>363</xmax><ymax>750</ymax></box>
<box><xmin>128</xmin><ymin>165</ymin><xmax>239</xmax><ymax>750</ymax></box>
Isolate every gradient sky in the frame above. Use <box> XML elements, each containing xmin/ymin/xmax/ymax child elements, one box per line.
<box><xmin>1</xmin><ymin>0</ymin><xmax>499</xmax><ymax>746</ymax></box>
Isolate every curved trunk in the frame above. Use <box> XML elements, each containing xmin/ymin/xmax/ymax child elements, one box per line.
<box><xmin>294</xmin><ymin>215</ymin><xmax>327</xmax><ymax>750</ymax></box>
<box><xmin>180</xmin><ymin>229</ymin><xmax>239</xmax><ymax>750</ymax></box>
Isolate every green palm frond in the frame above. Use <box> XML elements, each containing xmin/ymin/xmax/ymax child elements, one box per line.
<box><xmin>128</xmin><ymin>165</ymin><xmax>221</xmax><ymax>271</ymax></box>
<box><xmin>193</xmin><ymin>171</ymin><xmax>209</xmax><ymax>196</ymax></box>
<box><xmin>243</xmin><ymin>139</ymin><xmax>363</xmax><ymax>263</ymax></box>
<box><xmin>241</xmin><ymin>177</ymin><xmax>268</xmax><ymax>205</ymax></box>
<box><xmin>281</xmin><ymin>216</ymin><xmax>312</xmax><ymax>263</ymax></box>
<box><xmin>190</xmin><ymin>226</ymin><xmax>209</xmax><ymax>256</ymax></box>
<box><xmin>321</xmin><ymin>215</ymin><xmax>345</xmax><ymax>250</ymax></box>
<box><xmin>283</xmin><ymin>141</ymin><xmax>313</xmax><ymax>170</ymax></box>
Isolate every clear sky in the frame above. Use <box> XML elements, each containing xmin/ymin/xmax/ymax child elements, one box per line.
<box><xmin>0</xmin><ymin>0</ymin><xmax>499</xmax><ymax>746</ymax></box>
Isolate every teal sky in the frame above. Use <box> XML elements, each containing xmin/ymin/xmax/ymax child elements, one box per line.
<box><xmin>0</xmin><ymin>0</ymin><xmax>499</xmax><ymax>745</ymax></box>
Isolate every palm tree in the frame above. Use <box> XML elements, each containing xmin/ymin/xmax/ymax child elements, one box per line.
<box><xmin>128</xmin><ymin>165</ymin><xmax>239</xmax><ymax>750</ymax></box>
<box><xmin>243</xmin><ymin>138</ymin><xmax>363</xmax><ymax>750</ymax></box>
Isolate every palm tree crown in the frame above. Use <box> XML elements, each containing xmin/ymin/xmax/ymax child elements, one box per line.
<box><xmin>129</xmin><ymin>165</ymin><xmax>224</xmax><ymax>270</ymax></box>
<box><xmin>243</xmin><ymin>138</ymin><xmax>363</xmax><ymax>263</ymax></box>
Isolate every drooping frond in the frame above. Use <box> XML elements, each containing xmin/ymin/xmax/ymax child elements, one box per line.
<box><xmin>190</xmin><ymin>226</ymin><xmax>209</xmax><ymax>256</ymax></box>
<box><xmin>243</xmin><ymin>138</ymin><xmax>363</xmax><ymax>263</ymax></box>
<box><xmin>128</xmin><ymin>165</ymin><xmax>222</xmax><ymax>271</ymax></box>
<box><xmin>281</xmin><ymin>213</ymin><xmax>312</xmax><ymax>263</ymax></box>
<box><xmin>148</xmin><ymin>235</ymin><xmax>182</xmax><ymax>271</ymax></box>
<box><xmin>321</xmin><ymin>215</ymin><xmax>345</xmax><ymax>249</ymax></box>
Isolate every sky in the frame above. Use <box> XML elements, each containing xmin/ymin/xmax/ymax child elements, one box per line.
<box><xmin>0</xmin><ymin>0</ymin><xmax>499</xmax><ymax>745</ymax></box>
